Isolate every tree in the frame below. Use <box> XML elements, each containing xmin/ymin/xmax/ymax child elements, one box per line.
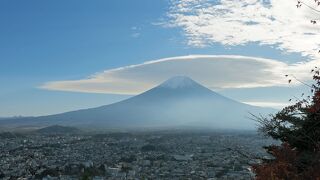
<box><xmin>252</xmin><ymin>68</ymin><xmax>320</xmax><ymax>179</ymax></box>
<box><xmin>296</xmin><ymin>0</ymin><xmax>320</xmax><ymax>25</ymax></box>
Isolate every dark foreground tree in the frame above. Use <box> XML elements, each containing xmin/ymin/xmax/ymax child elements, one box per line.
<box><xmin>253</xmin><ymin>68</ymin><xmax>320</xmax><ymax>179</ymax></box>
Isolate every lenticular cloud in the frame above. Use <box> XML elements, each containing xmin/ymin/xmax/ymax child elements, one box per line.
<box><xmin>41</xmin><ymin>55</ymin><xmax>308</xmax><ymax>94</ymax></box>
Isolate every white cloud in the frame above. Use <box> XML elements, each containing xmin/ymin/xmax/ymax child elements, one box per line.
<box><xmin>243</xmin><ymin>101</ymin><xmax>292</xmax><ymax>109</ymax></box>
<box><xmin>131</xmin><ymin>26</ymin><xmax>141</xmax><ymax>38</ymax></box>
<box><xmin>131</xmin><ymin>32</ymin><xmax>141</xmax><ymax>38</ymax></box>
<box><xmin>166</xmin><ymin>0</ymin><xmax>320</xmax><ymax>59</ymax></box>
<box><xmin>40</xmin><ymin>55</ymin><xmax>312</xmax><ymax>95</ymax></box>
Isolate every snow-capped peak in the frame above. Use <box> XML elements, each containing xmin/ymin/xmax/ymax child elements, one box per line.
<box><xmin>159</xmin><ymin>76</ymin><xmax>198</xmax><ymax>89</ymax></box>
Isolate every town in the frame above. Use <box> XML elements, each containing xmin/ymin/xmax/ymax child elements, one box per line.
<box><xmin>0</xmin><ymin>129</ymin><xmax>277</xmax><ymax>179</ymax></box>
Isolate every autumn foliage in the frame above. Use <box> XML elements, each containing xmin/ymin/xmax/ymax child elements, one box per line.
<box><xmin>253</xmin><ymin>67</ymin><xmax>320</xmax><ymax>180</ymax></box>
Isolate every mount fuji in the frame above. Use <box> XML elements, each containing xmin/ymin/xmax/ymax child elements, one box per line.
<box><xmin>0</xmin><ymin>76</ymin><xmax>274</xmax><ymax>130</ymax></box>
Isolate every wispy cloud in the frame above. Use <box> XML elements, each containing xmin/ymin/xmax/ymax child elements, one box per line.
<box><xmin>166</xmin><ymin>0</ymin><xmax>320</xmax><ymax>59</ymax></box>
<box><xmin>131</xmin><ymin>32</ymin><xmax>141</xmax><ymax>38</ymax></box>
<box><xmin>243</xmin><ymin>101</ymin><xmax>292</xmax><ymax>109</ymax></box>
<box><xmin>131</xmin><ymin>26</ymin><xmax>141</xmax><ymax>38</ymax></box>
<box><xmin>40</xmin><ymin>55</ymin><xmax>312</xmax><ymax>94</ymax></box>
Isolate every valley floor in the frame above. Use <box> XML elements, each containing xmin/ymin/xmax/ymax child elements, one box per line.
<box><xmin>0</xmin><ymin>130</ymin><xmax>277</xmax><ymax>179</ymax></box>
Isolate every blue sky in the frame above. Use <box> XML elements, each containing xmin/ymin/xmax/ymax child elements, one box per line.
<box><xmin>1</xmin><ymin>0</ymin><xmax>318</xmax><ymax>116</ymax></box>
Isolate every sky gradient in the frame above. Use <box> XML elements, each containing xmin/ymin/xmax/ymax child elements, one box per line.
<box><xmin>1</xmin><ymin>0</ymin><xmax>318</xmax><ymax>116</ymax></box>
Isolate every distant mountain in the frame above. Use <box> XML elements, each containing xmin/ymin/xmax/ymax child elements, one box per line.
<box><xmin>0</xmin><ymin>132</ymin><xmax>25</xmax><ymax>139</ymax></box>
<box><xmin>35</xmin><ymin>125</ymin><xmax>81</xmax><ymax>134</ymax></box>
<box><xmin>0</xmin><ymin>116</ymin><xmax>31</xmax><ymax>120</ymax></box>
<box><xmin>0</xmin><ymin>76</ymin><xmax>275</xmax><ymax>130</ymax></box>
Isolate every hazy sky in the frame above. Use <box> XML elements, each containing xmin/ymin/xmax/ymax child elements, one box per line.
<box><xmin>1</xmin><ymin>0</ymin><xmax>318</xmax><ymax>116</ymax></box>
